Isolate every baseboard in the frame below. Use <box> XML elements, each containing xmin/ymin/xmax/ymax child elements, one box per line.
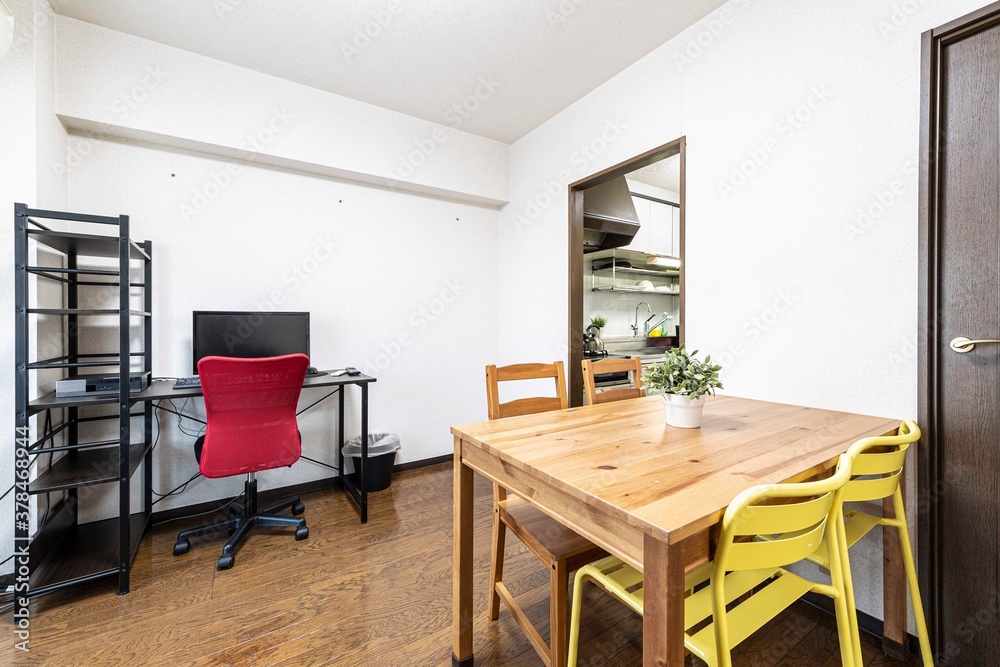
<box><xmin>802</xmin><ymin>591</ymin><xmax>921</xmax><ymax>657</ymax></box>
<box><xmin>394</xmin><ymin>453</ymin><xmax>452</xmax><ymax>472</ymax></box>
<box><xmin>150</xmin><ymin>453</ymin><xmax>453</xmax><ymax>525</ymax></box>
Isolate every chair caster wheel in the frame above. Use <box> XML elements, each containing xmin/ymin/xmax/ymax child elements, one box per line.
<box><xmin>217</xmin><ymin>554</ymin><xmax>235</xmax><ymax>570</ymax></box>
<box><xmin>292</xmin><ymin>502</ymin><xmax>305</xmax><ymax>515</ymax></box>
<box><xmin>295</xmin><ymin>526</ymin><xmax>309</xmax><ymax>541</ymax></box>
<box><xmin>173</xmin><ymin>540</ymin><xmax>190</xmax><ymax>556</ymax></box>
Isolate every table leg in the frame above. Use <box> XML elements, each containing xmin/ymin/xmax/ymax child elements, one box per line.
<box><xmin>643</xmin><ymin>533</ymin><xmax>686</xmax><ymax>667</ymax></box>
<box><xmin>882</xmin><ymin>467</ymin><xmax>909</xmax><ymax>659</ymax></box>
<box><xmin>337</xmin><ymin>388</ymin><xmax>345</xmax><ymax>488</ymax></box>
<box><xmin>453</xmin><ymin>436</ymin><xmax>475</xmax><ymax>666</ymax></box>
<box><xmin>360</xmin><ymin>382</ymin><xmax>369</xmax><ymax>524</ymax></box>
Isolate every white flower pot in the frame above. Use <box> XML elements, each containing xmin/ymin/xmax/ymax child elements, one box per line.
<box><xmin>662</xmin><ymin>393</ymin><xmax>705</xmax><ymax>428</ymax></box>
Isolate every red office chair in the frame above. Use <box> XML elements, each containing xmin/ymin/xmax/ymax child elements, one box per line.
<box><xmin>172</xmin><ymin>354</ymin><xmax>310</xmax><ymax>570</ymax></box>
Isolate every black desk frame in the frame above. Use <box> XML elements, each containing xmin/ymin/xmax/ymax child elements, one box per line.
<box><xmin>336</xmin><ymin>382</ymin><xmax>371</xmax><ymax>523</ymax></box>
<box><xmin>29</xmin><ymin>371</ymin><xmax>378</xmax><ymax>524</ymax></box>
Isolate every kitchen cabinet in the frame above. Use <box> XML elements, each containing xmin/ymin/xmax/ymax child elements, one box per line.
<box><xmin>648</xmin><ymin>200</ymin><xmax>673</xmax><ymax>256</ymax></box>
<box><xmin>625</xmin><ymin>194</ymin><xmax>678</xmax><ymax>258</ymax></box>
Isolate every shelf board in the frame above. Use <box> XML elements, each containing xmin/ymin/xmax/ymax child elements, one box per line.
<box><xmin>28</xmin><ymin>390</ymin><xmax>146</xmax><ymax>414</ymax></box>
<box><xmin>28</xmin><ymin>309</ymin><xmax>151</xmax><ymax>317</ymax></box>
<box><xmin>27</xmin><ymin>228</ymin><xmax>149</xmax><ymax>260</ymax></box>
<box><xmin>30</xmin><ymin>512</ymin><xmax>149</xmax><ymax>596</ymax></box>
<box><xmin>593</xmin><ymin>266</ymin><xmax>680</xmax><ymax>277</ymax></box>
<box><xmin>586</xmin><ymin>247</ymin><xmax>681</xmax><ymax>262</ymax></box>
<box><xmin>29</xmin><ymin>443</ymin><xmax>150</xmax><ymax>494</ymax></box>
<box><xmin>592</xmin><ymin>286</ymin><xmax>681</xmax><ymax>295</ymax></box>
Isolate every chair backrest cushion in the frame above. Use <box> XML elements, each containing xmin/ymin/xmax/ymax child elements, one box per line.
<box><xmin>197</xmin><ymin>353</ymin><xmax>309</xmax><ymax>478</ymax></box>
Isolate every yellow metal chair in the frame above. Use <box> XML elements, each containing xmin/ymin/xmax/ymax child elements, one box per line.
<box><xmin>567</xmin><ymin>456</ymin><xmax>861</xmax><ymax>667</ymax></box>
<box><xmin>804</xmin><ymin>421</ymin><xmax>932</xmax><ymax>666</ymax></box>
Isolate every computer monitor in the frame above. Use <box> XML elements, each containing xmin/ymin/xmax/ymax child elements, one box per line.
<box><xmin>192</xmin><ymin>311</ymin><xmax>310</xmax><ymax>374</ymax></box>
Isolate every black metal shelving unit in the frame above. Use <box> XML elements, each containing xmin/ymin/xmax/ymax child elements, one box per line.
<box><xmin>13</xmin><ymin>204</ymin><xmax>152</xmax><ymax>615</ymax></box>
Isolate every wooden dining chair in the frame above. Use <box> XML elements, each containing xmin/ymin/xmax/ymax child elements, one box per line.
<box><xmin>567</xmin><ymin>451</ymin><xmax>862</xmax><ymax>667</ymax></box>
<box><xmin>581</xmin><ymin>356</ymin><xmax>645</xmax><ymax>405</ymax></box>
<box><xmin>485</xmin><ymin>361</ymin><xmax>605</xmax><ymax>667</ymax></box>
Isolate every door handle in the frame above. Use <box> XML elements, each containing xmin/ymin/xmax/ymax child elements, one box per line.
<box><xmin>949</xmin><ymin>336</ymin><xmax>1000</xmax><ymax>353</ymax></box>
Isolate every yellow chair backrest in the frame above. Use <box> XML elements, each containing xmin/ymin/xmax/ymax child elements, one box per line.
<box><xmin>714</xmin><ymin>460</ymin><xmax>853</xmax><ymax>573</ymax></box>
<box><xmin>842</xmin><ymin>420</ymin><xmax>920</xmax><ymax>503</ymax></box>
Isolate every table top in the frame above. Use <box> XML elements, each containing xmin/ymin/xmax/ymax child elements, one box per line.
<box><xmin>452</xmin><ymin>394</ymin><xmax>900</xmax><ymax>544</ymax></box>
<box><xmin>28</xmin><ymin>370</ymin><xmax>376</xmax><ymax>413</ymax></box>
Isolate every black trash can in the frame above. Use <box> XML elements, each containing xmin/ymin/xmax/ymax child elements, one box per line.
<box><xmin>342</xmin><ymin>433</ymin><xmax>401</xmax><ymax>492</ymax></box>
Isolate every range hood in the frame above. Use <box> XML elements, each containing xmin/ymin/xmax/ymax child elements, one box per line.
<box><xmin>582</xmin><ymin>177</ymin><xmax>640</xmax><ymax>252</ymax></box>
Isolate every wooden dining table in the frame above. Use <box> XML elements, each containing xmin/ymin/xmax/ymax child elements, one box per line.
<box><xmin>450</xmin><ymin>394</ymin><xmax>908</xmax><ymax>666</ymax></box>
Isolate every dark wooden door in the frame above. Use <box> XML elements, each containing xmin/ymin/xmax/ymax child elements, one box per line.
<box><xmin>921</xmin><ymin>5</ymin><xmax>1000</xmax><ymax>666</ymax></box>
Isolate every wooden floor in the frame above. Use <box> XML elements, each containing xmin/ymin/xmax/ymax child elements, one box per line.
<box><xmin>0</xmin><ymin>464</ymin><xmax>918</xmax><ymax>666</ymax></box>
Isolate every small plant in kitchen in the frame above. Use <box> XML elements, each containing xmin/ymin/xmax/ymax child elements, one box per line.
<box><xmin>589</xmin><ymin>316</ymin><xmax>607</xmax><ymax>329</ymax></box>
<box><xmin>642</xmin><ymin>346</ymin><xmax>723</xmax><ymax>428</ymax></box>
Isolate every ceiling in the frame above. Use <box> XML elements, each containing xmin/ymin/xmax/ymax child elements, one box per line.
<box><xmin>49</xmin><ymin>0</ymin><xmax>727</xmax><ymax>143</ymax></box>
<box><xmin>628</xmin><ymin>154</ymin><xmax>681</xmax><ymax>192</ymax></box>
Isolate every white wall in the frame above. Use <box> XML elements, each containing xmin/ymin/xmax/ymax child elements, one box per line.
<box><xmin>499</xmin><ymin>0</ymin><xmax>986</xmax><ymax>627</ymax></box>
<box><xmin>1</xmin><ymin>12</ymin><xmax>507</xmax><ymax>537</ymax></box>
<box><xmin>65</xmin><ymin>135</ymin><xmax>499</xmax><ymax>518</ymax></box>
<box><xmin>54</xmin><ymin>17</ymin><xmax>509</xmax><ymax>208</ymax></box>
<box><xmin>0</xmin><ymin>0</ymin><xmax>67</xmax><ymax>576</ymax></box>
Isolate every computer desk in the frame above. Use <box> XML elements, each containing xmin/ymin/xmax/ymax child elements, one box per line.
<box><xmin>32</xmin><ymin>370</ymin><xmax>378</xmax><ymax>523</ymax></box>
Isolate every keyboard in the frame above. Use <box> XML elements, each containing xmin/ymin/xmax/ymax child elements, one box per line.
<box><xmin>173</xmin><ymin>376</ymin><xmax>201</xmax><ymax>389</ymax></box>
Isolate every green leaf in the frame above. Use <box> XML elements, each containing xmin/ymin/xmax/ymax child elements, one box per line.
<box><xmin>642</xmin><ymin>344</ymin><xmax>724</xmax><ymax>396</ymax></box>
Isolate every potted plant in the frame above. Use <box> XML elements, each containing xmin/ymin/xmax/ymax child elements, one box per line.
<box><xmin>642</xmin><ymin>346</ymin><xmax>723</xmax><ymax>428</ymax></box>
<box><xmin>589</xmin><ymin>315</ymin><xmax>607</xmax><ymax>334</ymax></box>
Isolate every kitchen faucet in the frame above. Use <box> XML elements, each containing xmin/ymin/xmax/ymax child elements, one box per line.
<box><xmin>632</xmin><ymin>302</ymin><xmax>652</xmax><ymax>337</ymax></box>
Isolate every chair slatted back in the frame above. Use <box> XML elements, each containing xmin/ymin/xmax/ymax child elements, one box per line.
<box><xmin>843</xmin><ymin>420</ymin><xmax>920</xmax><ymax>503</ymax></box>
<box><xmin>485</xmin><ymin>362</ymin><xmax>568</xmax><ymax>420</ymax></box>
<box><xmin>715</xmin><ymin>463</ymin><xmax>852</xmax><ymax>573</ymax></box>
<box><xmin>581</xmin><ymin>357</ymin><xmax>645</xmax><ymax>405</ymax></box>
